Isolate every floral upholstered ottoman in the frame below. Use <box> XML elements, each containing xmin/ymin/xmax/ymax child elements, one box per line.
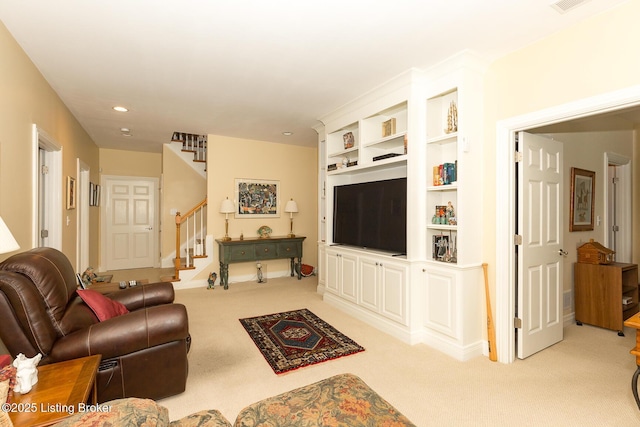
<box><xmin>46</xmin><ymin>374</ymin><xmax>415</xmax><ymax>427</ymax></box>
<box><xmin>234</xmin><ymin>373</ymin><xmax>415</xmax><ymax>427</ymax></box>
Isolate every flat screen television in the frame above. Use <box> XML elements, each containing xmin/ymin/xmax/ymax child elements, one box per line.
<box><xmin>333</xmin><ymin>177</ymin><xmax>407</xmax><ymax>254</ymax></box>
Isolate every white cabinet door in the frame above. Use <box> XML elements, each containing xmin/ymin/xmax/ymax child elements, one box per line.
<box><xmin>326</xmin><ymin>249</ymin><xmax>340</xmax><ymax>295</ymax></box>
<box><xmin>380</xmin><ymin>261</ymin><xmax>407</xmax><ymax>325</ymax></box>
<box><xmin>340</xmin><ymin>252</ymin><xmax>358</xmax><ymax>303</ymax></box>
<box><xmin>359</xmin><ymin>256</ymin><xmax>407</xmax><ymax>324</ymax></box>
<box><xmin>424</xmin><ymin>267</ymin><xmax>457</xmax><ymax>338</ymax></box>
<box><xmin>359</xmin><ymin>257</ymin><xmax>380</xmax><ymax>312</ymax></box>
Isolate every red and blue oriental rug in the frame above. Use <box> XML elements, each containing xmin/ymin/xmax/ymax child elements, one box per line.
<box><xmin>239</xmin><ymin>308</ymin><xmax>365</xmax><ymax>374</ymax></box>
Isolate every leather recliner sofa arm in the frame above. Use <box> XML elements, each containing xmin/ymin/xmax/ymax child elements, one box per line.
<box><xmin>107</xmin><ymin>282</ymin><xmax>175</xmax><ymax>310</ymax></box>
<box><xmin>48</xmin><ymin>303</ymin><xmax>189</xmax><ymax>362</ymax></box>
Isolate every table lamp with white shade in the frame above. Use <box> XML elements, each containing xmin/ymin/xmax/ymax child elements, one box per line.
<box><xmin>219</xmin><ymin>197</ymin><xmax>235</xmax><ymax>241</ymax></box>
<box><xmin>284</xmin><ymin>199</ymin><xmax>298</xmax><ymax>238</ymax></box>
<box><xmin>0</xmin><ymin>216</ymin><xmax>20</xmax><ymax>255</ymax></box>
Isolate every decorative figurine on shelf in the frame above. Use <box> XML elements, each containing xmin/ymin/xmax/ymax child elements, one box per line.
<box><xmin>207</xmin><ymin>272</ymin><xmax>217</xmax><ymax>289</ymax></box>
<box><xmin>449</xmin><ymin>231</ymin><xmax>457</xmax><ymax>263</ymax></box>
<box><xmin>446</xmin><ymin>201</ymin><xmax>455</xmax><ymax>218</ymax></box>
<box><xmin>445</xmin><ymin>100</ymin><xmax>458</xmax><ymax>134</ymax></box>
<box><xmin>13</xmin><ymin>353</ymin><xmax>42</xmax><ymax>394</ymax></box>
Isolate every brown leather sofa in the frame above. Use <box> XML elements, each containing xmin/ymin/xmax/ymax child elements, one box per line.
<box><xmin>0</xmin><ymin>247</ymin><xmax>190</xmax><ymax>403</ymax></box>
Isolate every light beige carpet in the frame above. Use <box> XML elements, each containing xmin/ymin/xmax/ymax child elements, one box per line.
<box><xmin>159</xmin><ymin>275</ymin><xmax>640</xmax><ymax>426</ymax></box>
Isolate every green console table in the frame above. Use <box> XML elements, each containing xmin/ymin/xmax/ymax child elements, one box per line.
<box><xmin>216</xmin><ymin>236</ymin><xmax>306</xmax><ymax>289</ymax></box>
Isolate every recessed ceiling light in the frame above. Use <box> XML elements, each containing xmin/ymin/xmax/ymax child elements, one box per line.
<box><xmin>122</xmin><ymin>133</ymin><xmax>133</xmax><ymax>137</ymax></box>
<box><xmin>120</xmin><ymin>127</ymin><xmax>130</xmax><ymax>133</ymax></box>
<box><xmin>113</xmin><ymin>106</ymin><xmax>128</xmax><ymax>112</ymax></box>
<box><xmin>282</xmin><ymin>131</ymin><xmax>293</xmax><ymax>136</ymax></box>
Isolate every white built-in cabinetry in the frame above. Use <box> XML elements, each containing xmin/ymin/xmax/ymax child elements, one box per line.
<box><xmin>316</xmin><ymin>52</ymin><xmax>486</xmax><ymax>361</ymax></box>
<box><xmin>325</xmin><ymin>246</ymin><xmax>411</xmax><ymax>341</ymax></box>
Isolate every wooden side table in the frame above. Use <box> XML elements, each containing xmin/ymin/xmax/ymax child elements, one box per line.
<box><xmin>623</xmin><ymin>313</ymin><xmax>640</xmax><ymax>410</ymax></box>
<box><xmin>8</xmin><ymin>354</ymin><xmax>101</xmax><ymax>427</ymax></box>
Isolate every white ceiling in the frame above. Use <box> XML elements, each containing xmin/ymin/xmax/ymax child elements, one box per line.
<box><xmin>0</xmin><ymin>0</ymin><xmax>630</xmax><ymax>152</ymax></box>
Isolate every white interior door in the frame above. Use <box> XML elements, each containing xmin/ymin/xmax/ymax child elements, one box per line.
<box><xmin>517</xmin><ymin>132</ymin><xmax>564</xmax><ymax>359</ymax></box>
<box><xmin>103</xmin><ymin>176</ymin><xmax>158</xmax><ymax>270</ymax></box>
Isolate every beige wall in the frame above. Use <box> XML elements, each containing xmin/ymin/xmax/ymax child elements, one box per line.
<box><xmin>207</xmin><ymin>135</ymin><xmax>318</xmax><ymax>281</ymax></box>
<box><xmin>482</xmin><ymin>0</ymin><xmax>640</xmax><ymax>287</ymax></box>
<box><xmin>161</xmin><ymin>146</ymin><xmax>207</xmax><ymax>260</ymax></box>
<box><xmin>0</xmin><ymin>20</ymin><xmax>100</xmax><ymax>265</ymax></box>
<box><xmin>99</xmin><ymin>148</ymin><xmax>162</xmax><ymax>177</ymax></box>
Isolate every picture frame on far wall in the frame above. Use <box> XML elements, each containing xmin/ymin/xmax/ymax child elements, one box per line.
<box><xmin>570</xmin><ymin>167</ymin><xmax>595</xmax><ymax>232</ymax></box>
<box><xmin>235</xmin><ymin>178</ymin><xmax>279</xmax><ymax>218</ymax></box>
<box><xmin>66</xmin><ymin>176</ymin><xmax>76</xmax><ymax>210</ymax></box>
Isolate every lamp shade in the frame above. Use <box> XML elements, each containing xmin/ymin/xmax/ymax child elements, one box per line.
<box><xmin>220</xmin><ymin>198</ymin><xmax>235</xmax><ymax>214</ymax></box>
<box><xmin>284</xmin><ymin>199</ymin><xmax>298</xmax><ymax>213</ymax></box>
<box><xmin>0</xmin><ymin>216</ymin><xmax>19</xmax><ymax>255</ymax></box>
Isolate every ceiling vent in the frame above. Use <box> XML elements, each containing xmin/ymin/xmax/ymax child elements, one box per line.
<box><xmin>550</xmin><ymin>0</ymin><xmax>591</xmax><ymax>14</ymax></box>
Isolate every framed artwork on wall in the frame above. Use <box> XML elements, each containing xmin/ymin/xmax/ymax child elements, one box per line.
<box><xmin>66</xmin><ymin>176</ymin><xmax>76</xmax><ymax>210</ymax></box>
<box><xmin>235</xmin><ymin>179</ymin><xmax>279</xmax><ymax>218</ymax></box>
<box><xmin>570</xmin><ymin>167</ymin><xmax>595</xmax><ymax>232</ymax></box>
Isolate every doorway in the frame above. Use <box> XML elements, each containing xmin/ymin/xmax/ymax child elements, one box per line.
<box><xmin>101</xmin><ymin>175</ymin><xmax>159</xmax><ymax>271</ymax></box>
<box><xmin>32</xmin><ymin>125</ymin><xmax>62</xmax><ymax>250</ymax></box>
<box><xmin>605</xmin><ymin>153</ymin><xmax>632</xmax><ymax>263</ymax></box>
<box><xmin>496</xmin><ymin>87</ymin><xmax>640</xmax><ymax>363</ymax></box>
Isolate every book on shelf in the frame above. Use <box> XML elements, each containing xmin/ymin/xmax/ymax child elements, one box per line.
<box><xmin>431</xmin><ymin>161</ymin><xmax>457</xmax><ymax>186</ymax></box>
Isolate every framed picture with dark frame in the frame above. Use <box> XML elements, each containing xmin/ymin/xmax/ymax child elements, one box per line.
<box><xmin>66</xmin><ymin>176</ymin><xmax>76</xmax><ymax>210</ymax></box>
<box><xmin>570</xmin><ymin>167</ymin><xmax>595</xmax><ymax>232</ymax></box>
<box><xmin>235</xmin><ymin>179</ymin><xmax>279</xmax><ymax>218</ymax></box>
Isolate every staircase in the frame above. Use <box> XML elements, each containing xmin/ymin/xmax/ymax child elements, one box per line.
<box><xmin>171</xmin><ymin>132</ymin><xmax>207</xmax><ymax>164</ymax></box>
<box><xmin>173</xmin><ymin>198</ymin><xmax>209</xmax><ymax>282</ymax></box>
<box><xmin>167</xmin><ymin>131</ymin><xmax>210</xmax><ymax>284</ymax></box>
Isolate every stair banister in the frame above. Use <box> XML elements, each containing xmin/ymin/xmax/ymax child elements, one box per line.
<box><xmin>174</xmin><ymin>197</ymin><xmax>207</xmax><ymax>280</ymax></box>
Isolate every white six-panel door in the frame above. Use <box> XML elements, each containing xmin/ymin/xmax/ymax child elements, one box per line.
<box><xmin>517</xmin><ymin>132</ymin><xmax>564</xmax><ymax>359</ymax></box>
<box><xmin>103</xmin><ymin>176</ymin><xmax>158</xmax><ymax>270</ymax></box>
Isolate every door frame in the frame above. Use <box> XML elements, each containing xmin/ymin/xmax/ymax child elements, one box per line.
<box><xmin>99</xmin><ymin>175</ymin><xmax>160</xmax><ymax>271</ymax></box>
<box><xmin>76</xmin><ymin>159</ymin><xmax>90</xmax><ymax>272</ymax></box>
<box><xmin>32</xmin><ymin>124</ymin><xmax>62</xmax><ymax>250</ymax></box>
<box><xmin>496</xmin><ymin>85</ymin><xmax>640</xmax><ymax>363</ymax></box>
<box><xmin>604</xmin><ymin>152</ymin><xmax>631</xmax><ymax>262</ymax></box>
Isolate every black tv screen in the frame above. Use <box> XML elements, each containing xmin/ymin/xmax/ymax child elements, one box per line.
<box><xmin>333</xmin><ymin>178</ymin><xmax>407</xmax><ymax>254</ymax></box>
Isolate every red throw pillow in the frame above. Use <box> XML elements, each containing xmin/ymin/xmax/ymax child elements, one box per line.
<box><xmin>0</xmin><ymin>355</ymin><xmax>10</xmax><ymax>369</ymax></box>
<box><xmin>77</xmin><ymin>289</ymin><xmax>129</xmax><ymax>321</ymax></box>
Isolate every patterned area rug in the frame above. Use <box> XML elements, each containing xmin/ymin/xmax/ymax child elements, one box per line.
<box><xmin>240</xmin><ymin>308</ymin><xmax>365</xmax><ymax>374</ymax></box>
